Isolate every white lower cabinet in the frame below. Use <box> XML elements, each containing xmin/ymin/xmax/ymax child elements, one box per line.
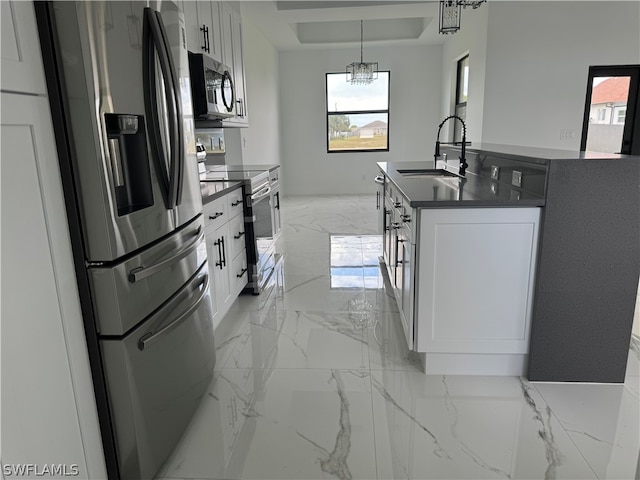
<box><xmin>414</xmin><ymin>207</ymin><xmax>541</xmax><ymax>375</ymax></box>
<box><xmin>204</xmin><ymin>187</ymin><xmax>247</xmax><ymax>328</ymax></box>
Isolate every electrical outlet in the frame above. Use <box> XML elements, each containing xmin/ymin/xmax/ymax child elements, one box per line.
<box><xmin>491</xmin><ymin>166</ymin><xmax>500</xmax><ymax>180</ymax></box>
<box><xmin>560</xmin><ymin>129</ymin><xmax>575</xmax><ymax>140</ymax></box>
<box><xmin>512</xmin><ymin>170</ymin><xmax>522</xmax><ymax>188</ymax></box>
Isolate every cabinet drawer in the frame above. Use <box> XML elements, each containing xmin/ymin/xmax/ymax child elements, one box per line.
<box><xmin>228</xmin><ymin>213</ymin><xmax>246</xmax><ymax>260</ymax></box>
<box><xmin>231</xmin><ymin>249</ymin><xmax>248</xmax><ymax>294</ymax></box>
<box><xmin>203</xmin><ymin>196</ymin><xmax>227</xmax><ymax>232</ymax></box>
<box><xmin>227</xmin><ymin>187</ymin><xmax>244</xmax><ymax>220</ymax></box>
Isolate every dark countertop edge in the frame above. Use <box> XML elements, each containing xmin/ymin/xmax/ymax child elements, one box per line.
<box><xmin>443</xmin><ymin>143</ymin><xmax>639</xmax><ymax>162</ymax></box>
<box><xmin>205</xmin><ymin>163</ymin><xmax>280</xmax><ymax>172</ymax></box>
<box><xmin>409</xmin><ymin>199</ymin><xmax>546</xmax><ymax>208</ymax></box>
<box><xmin>200</xmin><ymin>181</ymin><xmax>243</xmax><ymax>205</ymax></box>
<box><xmin>378</xmin><ymin>161</ymin><xmax>545</xmax><ymax>208</ymax></box>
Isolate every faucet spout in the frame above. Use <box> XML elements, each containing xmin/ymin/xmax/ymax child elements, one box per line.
<box><xmin>434</xmin><ymin>115</ymin><xmax>468</xmax><ymax>176</ymax></box>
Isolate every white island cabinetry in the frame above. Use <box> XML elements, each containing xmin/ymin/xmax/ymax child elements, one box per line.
<box><xmin>415</xmin><ymin>207</ymin><xmax>540</xmax><ymax>375</ymax></box>
<box><xmin>379</xmin><ymin>173</ymin><xmax>541</xmax><ymax>376</ymax></box>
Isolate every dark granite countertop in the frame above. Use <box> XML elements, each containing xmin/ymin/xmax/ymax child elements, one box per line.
<box><xmin>200</xmin><ymin>181</ymin><xmax>243</xmax><ymax>205</ymax></box>
<box><xmin>205</xmin><ymin>163</ymin><xmax>280</xmax><ymax>173</ymax></box>
<box><xmin>377</xmin><ymin>161</ymin><xmax>545</xmax><ymax>208</ymax></box>
<box><xmin>444</xmin><ymin>142</ymin><xmax>635</xmax><ymax>163</ymax></box>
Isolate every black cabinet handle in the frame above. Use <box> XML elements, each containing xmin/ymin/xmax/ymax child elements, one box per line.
<box><xmin>237</xmin><ymin>268</ymin><xmax>248</xmax><ymax>278</ymax></box>
<box><xmin>231</xmin><ymin>200</ymin><xmax>242</xmax><ymax>207</ymax></box>
<box><xmin>200</xmin><ymin>25</ymin><xmax>208</xmax><ymax>52</ymax></box>
<box><xmin>234</xmin><ymin>231</ymin><xmax>245</xmax><ymax>240</ymax></box>
<box><xmin>214</xmin><ymin>239</ymin><xmax>223</xmax><ymax>268</ymax></box>
<box><xmin>275</xmin><ymin>192</ymin><xmax>280</xmax><ymax>210</ymax></box>
<box><xmin>220</xmin><ymin>236</ymin><xmax>226</xmax><ymax>268</ymax></box>
<box><xmin>208</xmin><ymin>211</ymin><xmax>223</xmax><ymax>220</ymax></box>
<box><xmin>401</xmin><ymin>214</ymin><xmax>411</xmax><ymax>223</ymax></box>
<box><xmin>376</xmin><ymin>191</ymin><xmax>380</xmax><ymax>209</ymax></box>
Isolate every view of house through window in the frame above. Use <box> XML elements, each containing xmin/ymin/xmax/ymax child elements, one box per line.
<box><xmin>584</xmin><ymin>76</ymin><xmax>630</xmax><ymax>152</ymax></box>
<box><xmin>326</xmin><ymin>71</ymin><xmax>390</xmax><ymax>152</ymax></box>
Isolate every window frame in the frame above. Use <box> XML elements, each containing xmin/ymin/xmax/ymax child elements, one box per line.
<box><xmin>325</xmin><ymin>71</ymin><xmax>391</xmax><ymax>154</ymax></box>
<box><xmin>453</xmin><ymin>55</ymin><xmax>469</xmax><ymax>143</ymax></box>
<box><xmin>580</xmin><ymin>64</ymin><xmax>640</xmax><ymax>155</ymax></box>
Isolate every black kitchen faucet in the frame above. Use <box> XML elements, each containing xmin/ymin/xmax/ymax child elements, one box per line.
<box><xmin>434</xmin><ymin>115</ymin><xmax>468</xmax><ymax>176</ymax></box>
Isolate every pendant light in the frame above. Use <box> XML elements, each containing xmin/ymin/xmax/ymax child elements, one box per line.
<box><xmin>346</xmin><ymin>20</ymin><xmax>378</xmax><ymax>85</ymax></box>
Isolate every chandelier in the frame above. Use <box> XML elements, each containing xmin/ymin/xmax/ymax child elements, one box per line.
<box><xmin>346</xmin><ymin>20</ymin><xmax>378</xmax><ymax>85</ymax></box>
<box><xmin>439</xmin><ymin>0</ymin><xmax>487</xmax><ymax>35</ymax></box>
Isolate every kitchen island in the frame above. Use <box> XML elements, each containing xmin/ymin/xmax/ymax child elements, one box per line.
<box><xmin>378</xmin><ymin>144</ymin><xmax>639</xmax><ymax>381</ymax></box>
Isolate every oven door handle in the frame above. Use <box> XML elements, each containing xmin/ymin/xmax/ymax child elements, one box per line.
<box><xmin>251</xmin><ymin>185</ymin><xmax>271</xmax><ymax>202</ymax></box>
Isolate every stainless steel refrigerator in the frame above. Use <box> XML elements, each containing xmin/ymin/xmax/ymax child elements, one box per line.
<box><xmin>36</xmin><ymin>2</ymin><xmax>215</xmax><ymax>478</ymax></box>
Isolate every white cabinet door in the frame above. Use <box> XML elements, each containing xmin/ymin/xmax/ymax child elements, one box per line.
<box><xmin>1</xmin><ymin>1</ymin><xmax>47</xmax><ymax>95</ymax></box>
<box><xmin>220</xmin><ymin>2</ymin><xmax>248</xmax><ymax>125</ymax></box>
<box><xmin>415</xmin><ymin>207</ymin><xmax>540</xmax><ymax>355</ymax></box>
<box><xmin>181</xmin><ymin>1</ymin><xmax>203</xmax><ymax>54</ymax></box>
<box><xmin>220</xmin><ymin>3</ymin><xmax>234</xmax><ymax>71</ymax></box>
<box><xmin>208</xmin><ymin>1</ymin><xmax>223</xmax><ymax>64</ymax></box>
<box><xmin>1</xmin><ymin>92</ymin><xmax>96</xmax><ymax>474</ymax></box>
<box><xmin>182</xmin><ymin>1</ymin><xmax>222</xmax><ymax>63</ymax></box>
<box><xmin>206</xmin><ymin>221</ymin><xmax>233</xmax><ymax>328</ymax></box>
<box><xmin>230</xmin><ymin>10</ymin><xmax>247</xmax><ymax>124</ymax></box>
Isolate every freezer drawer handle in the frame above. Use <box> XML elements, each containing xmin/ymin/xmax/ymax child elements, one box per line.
<box><xmin>129</xmin><ymin>227</ymin><xmax>204</xmax><ymax>283</ymax></box>
<box><xmin>137</xmin><ymin>273</ymin><xmax>210</xmax><ymax>351</ymax></box>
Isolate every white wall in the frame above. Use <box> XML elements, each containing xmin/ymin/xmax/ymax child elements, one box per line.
<box><xmin>224</xmin><ymin>9</ymin><xmax>281</xmax><ymax>168</ymax></box>
<box><xmin>440</xmin><ymin>4</ymin><xmax>488</xmax><ymax>142</ymax></box>
<box><xmin>279</xmin><ymin>45</ymin><xmax>442</xmax><ymax>196</ymax></box>
<box><xmin>480</xmin><ymin>1</ymin><xmax>640</xmax><ymax>150</ymax></box>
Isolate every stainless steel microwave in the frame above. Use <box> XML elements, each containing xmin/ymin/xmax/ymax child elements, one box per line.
<box><xmin>188</xmin><ymin>53</ymin><xmax>235</xmax><ymax>120</ymax></box>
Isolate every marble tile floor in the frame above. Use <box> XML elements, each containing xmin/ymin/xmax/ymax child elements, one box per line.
<box><xmin>157</xmin><ymin>194</ymin><xmax>640</xmax><ymax>480</ymax></box>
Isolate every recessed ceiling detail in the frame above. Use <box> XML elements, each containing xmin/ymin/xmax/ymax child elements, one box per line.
<box><xmin>295</xmin><ymin>18</ymin><xmax>429</xmax><ymax>44</ymax></box>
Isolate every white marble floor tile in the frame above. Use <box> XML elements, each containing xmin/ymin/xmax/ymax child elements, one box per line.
<box><xmin>280</xmin><ymin>274</ymin><xmax>371</xmax><ymax>312</ymax></box>
<box><xmin>371</xmin><ymin>372</ymin><xmax>597</xmax><ymax>479</ymax></box>
<box><xmin>158</xmin><ymin>194</ymin><xmax>640</xmax><ymax>480</ymax></box>
<box><xmin>224</xmin><ymin>310</ymin><xmax>370</xmax><ymax>371</ymax></box>
<box><xmin>158</xmin><ymin>369</ymin><xmax>377</xmax><ymax>480</ymax></box>
<box><xmin>281</xmin><ymin>251</ymin><xmax>331</xmax><ymax>276</ymax></box>
<box><xmin>367</xmin><ymin>310</ymin><xmax>423</xmax><ymax>372</ymax></box>
<box><xmin>533</xmin><ymin>382</ymin><xmax>640</xmax><ymax>480</ymax></box>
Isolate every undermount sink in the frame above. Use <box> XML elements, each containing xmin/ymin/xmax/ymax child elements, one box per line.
<box><xmin>397</xmin><ymin>168</ymin><xmax>459</xmax><ymax>178</ymax></box>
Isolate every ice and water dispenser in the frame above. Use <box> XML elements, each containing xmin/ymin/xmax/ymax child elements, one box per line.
<box><xmin>105</xmin><ymin>113</ymin><xmax>153</xmax><ymax>216</ymax></box>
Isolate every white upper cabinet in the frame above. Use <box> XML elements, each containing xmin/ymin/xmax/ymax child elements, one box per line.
<box><xmin>220</xmin><ymin>2</ymin><xmax>248</xmax><ymax>126</ymax></box>
<box><xmin>1</xmin><ymin>1</ymin><xmax>47</xmax><ymax>95</ymax></box>
<box><xmin>182</xmin><ymin>0</ymin><xmax>223</xmax><ymax>63</ymax></box>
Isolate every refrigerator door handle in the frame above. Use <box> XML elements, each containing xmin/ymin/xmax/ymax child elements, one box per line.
<box><xmin>153</xmin><ymin>9</ymin><xmax>184</xmax><ymax>207</ymax></box>
<box><xmin>137</xmin><ymin>273</ymin><xmax>209</xmax><ymax>351</ymax></box>
<box><xmin>129</xmin><ymin>227</ymin><xmax>204</xmax><ymax>283</ymax></box>
<box><xmin>142</xmin><ymin>8</ymin><xmax>182</xmax><ymax>210</ymax></box>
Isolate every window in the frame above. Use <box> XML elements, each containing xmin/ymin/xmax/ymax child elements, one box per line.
<box><xmin>326</xmin><ymin>71</ymin><xmax>390</xmax><ymax>152</ymax></box>
<box><xmin>614</xmin><ymin>106</ymin><xmax>627</xmax><ymax>124</ymax></box>
<box><xmin>453</xmin><ymin>55</ymin><xmax>469</xmax><ymax>142</ymax></box>
<box><xmin>581</xmin><ymin>65</ymin><xmax>640</xmax><ymax>155</ymax></box>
